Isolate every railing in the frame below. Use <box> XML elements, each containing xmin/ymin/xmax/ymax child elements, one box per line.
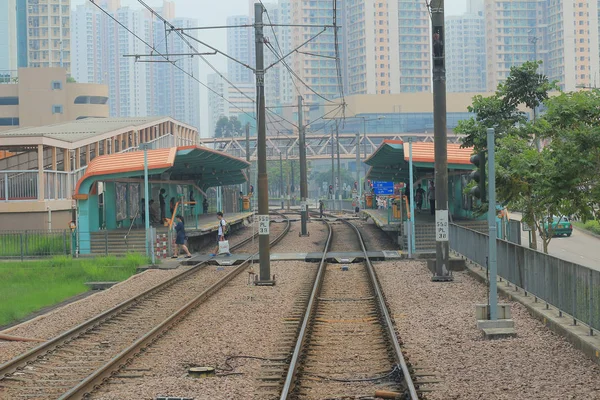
<box><xmin>44</xmin><ymin>171</ymin><xmax>69</xmax><ymax>200</ymax></box>
<box><xmin>0</xmin><ymin>170</ymin><xmax>39</xmax><ymax>201</ymax></box>
<box><xmin>0</xmin><ymin>229</ymin><xmax>72</xmax><ymax>259</ymax></box>
<box><xmin>450</xmin><ymin>223</ymin><xmax>600</xmax><ymax>334</ymax></box>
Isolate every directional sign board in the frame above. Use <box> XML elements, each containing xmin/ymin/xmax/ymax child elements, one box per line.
<box><xmin>258</xmin><ymin>215</ymin><xmax>270</xmax><ymax>235</ymax></box>
<box><xmin>435</xmin><ymin>210</ymin><xmax>449</xmax><ymax>241</ymax></box>
<box><xmin>372</xmin><ymin>181</ymin><xmax>394</xmax><ymax>195</ymax></box>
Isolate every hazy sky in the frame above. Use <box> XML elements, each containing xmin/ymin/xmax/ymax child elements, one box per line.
<box><xmin>73</xmin><ymin>0</ymin><xmax>468</xmax><ymax>135</ymax></box>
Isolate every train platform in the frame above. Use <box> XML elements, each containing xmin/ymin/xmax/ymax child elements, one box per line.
<box><xmin>183</xmin><ymin>211</ymin><xmax>253</xmax><ymax>237</ymax></box>
<box><xmin>181</xmin><ymin>250</ymin><xmax>405</xmax><ymax>266</ymax></box>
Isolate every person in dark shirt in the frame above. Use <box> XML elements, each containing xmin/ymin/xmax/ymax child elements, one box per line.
<box><xmin>415</xmin><ymin>183</ymin><xmax>425</xmax><ymax>213</ymax></box>
<box><xmin>172</xmin><ymin>215</ymin><xmax>192</xmax><ymax>258</ymax></box>
<box><xmin>203</xmin><ymin>198</ymin><xmax>209</xmax><ymax>214</ymax></box>
<box><xmin>159</xmin><ymin>189</ymin><xmax>166</xmax><ymax>222</ymax></box>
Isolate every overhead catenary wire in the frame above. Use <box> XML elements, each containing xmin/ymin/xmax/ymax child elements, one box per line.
<box><xmin>87</xmin><ymin>0</ymin><xmax>257</xmax><ymax>122</ymax></box>
<box><xmin>136</xmin><ymin>0</ymin><xmax>301</xmax><ymax>132</ymax></box>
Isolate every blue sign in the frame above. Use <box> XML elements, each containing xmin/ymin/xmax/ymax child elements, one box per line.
<box><xmin>372</xmin><ymin>181</ymin><xmax>394</xmax><ymax>195</ymax></box>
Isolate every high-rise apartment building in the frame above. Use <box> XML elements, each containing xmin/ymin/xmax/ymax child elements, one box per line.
<box><xmin>0</xmin><ymin>0</ymin><xmax>17</xmax><ymax>72</ymax></box>
<box><xmin>290</xmin><ymin>0</ymin><xmax>342</xmax><ymax>104</ymax></box>
<box><xmin>15</xmin><ymin>0</ymin><xmax>71</xmax><ymax>72</ymax></box>
<box><xmin>485</xmin><ymin>0</ymin><xmax>599</xmax><ymax>92</ymax></box>
<box><xmin>446</xmin><ymin>1</ymin><xmax>486</xmax><ymax>92</ymax></box>
<box><xmin>397</xmin><ymin>0</ymin><xmax>431</xmax><ymax>93</ymax></box>
<box><xmin>71</xmin><ymin>0</ymin><xmax>200</xmax><ymax>129</ymax></box>
<box><xmin>207</xmin><ymin>73</ymin><xmax>227</xmax><ymax>136</ymax></box>
<box><xmin>226</xmin><ymin>15</ymin><xmax>254</xmax><ymax>84</ymax></box>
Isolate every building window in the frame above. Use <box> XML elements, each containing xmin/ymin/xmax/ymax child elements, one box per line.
<box><xmin>0</xmin><ymin>97</ymin><xmax>19</xmax><ymax>106</ymax></box>
<box><xmin>52</xmin><ymin>105</ymin><xmax>63</xmax><ymax>114</ymax></box>
<box><xmin>0</xmin><ymin>117</ymin><xmax>19</xmax><ymax>126</ymax></box>
<box><xmin>74</xmin><ymin>95</ymin><xmax>109</xmax><ymax>105</ymax></box>
<box><xmin>51</xmin><ymin>80</ymin><xmax>62</xmax><ymax>90</ymax></box>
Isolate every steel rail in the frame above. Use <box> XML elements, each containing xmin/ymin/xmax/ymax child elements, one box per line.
<box><xmin>343</xmin><ymin>218</ymin><xmax>419</xmax><ymax>400</ymax></box>
<box><xmin>0</xmin><ymin>212</ymin><xmax>288</xmax><ymax>399</ymax></box>
<box><xmin>62</xmin><ymin>212</ymin><xmax>290</xmax><ymax>399</ymax></box>
<box><xmin>279</xmin><ymin>212</ymin><xmax>418</xmax><ymax>399</ymax></box>
<box><xmin>279</xmin><ymin>216</ymin><xmax>333</xmax><ymax>399</ymax></box>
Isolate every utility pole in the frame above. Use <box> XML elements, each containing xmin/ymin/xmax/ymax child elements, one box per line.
<box><xmin>355</xmin><ymin>131</ymin><xmax>360</xmax><ymax>202</ymax></box>
<box><xmin>286</xmin><ymin>148</ymin><xmax>290</xmax><ymax>211</ymax></box>
<box><xmin>254</xmin><ymin>3</ymin><xmax>272</xmax><ymax>284</ymax></box>
<box><xmin>279</xmin><ymin>152</ymin><xmax>284</xmax><ymax>209</ymax></box>
<box><xmin>245</xmin><ymin>123</ymin><xmax>250</xmax><ymax>195</ymax></box>
<box><xmin>336</xmin><ymin>120</ymin><xmax>341</xmax><ymax>212</ymax></box>
<box><xmin>431</xmin><ymin>0</ymin><xmax>452</xmax><ymax>281</ymax></box>
<box><xmin>330</xmin><ymin>126</ymin><xmax>335</xmax><ymax>202</ymax></box>
<box><xmin>298</xmin><ymin>95</ymin><xmax>309</xmax><ymax>235</ymax></box>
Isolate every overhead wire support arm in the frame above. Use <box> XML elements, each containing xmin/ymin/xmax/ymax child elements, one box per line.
<box><xmin>179</xmin><ymin>31</ymin><xmax>256</xmax><ymax>72</ymax></box>
<box><xmin>264</xmin><ymin>28</ymin><xmax>327</xmax><ymax>71</ymax></box>
<box><xmin>295</xmin><ymin>50</ymin><xmax>337</xmax><ymax>60</ymax></box>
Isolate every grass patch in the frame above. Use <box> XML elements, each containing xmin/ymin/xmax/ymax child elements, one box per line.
<box><xmin>0</xmin><ymin>254</ymin><xmax>149</xmax><ymax>326</ymax></box>
<box><xmin>573</xmin><ymin>220</ymin><xmax>600</xmax><ymax>236</ymax></box>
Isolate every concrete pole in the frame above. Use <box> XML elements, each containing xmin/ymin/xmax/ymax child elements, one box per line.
<box><xmin>431</xmin><ymin>0</ymin><xmax>452</xmax><ymax>281</ymax></box>
<box><xmin>279</xmin><ymin>152</ymin><xmax>284</xmax><ymax>209</ymax></box>
<box><xmin>254</xmin><ymin>3</ymin><xmax>271</xmax><ymax>282</ymax></box>
<box><xmin>142</xmin><ymin>145</ymin><xmax>151</xmax><ymax>259</ymax></box>
<box><xmin>336</xmin><ymin>121</ymin><xmax>341</xmax><ymax>211</ymax></box>
<box><xmin>286</xmin><ymin>149</ymin><xmax>290</xmax><ymax>211</ymax></box>
<box><xmin>487</xmin><ymin>128</ymin><xmax>498</xmax><ymax>319</ymax></box>
<box><xmin>298</xmin><ymin>95</ymin><xmax>309</xmax><ymax>235</ymax></box>
<box><xmin>355</xmin><ymin>131</ymin><xmax>360</xmax><ymax>204</ymax></box>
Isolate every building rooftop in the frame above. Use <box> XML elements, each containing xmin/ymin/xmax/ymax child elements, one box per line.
<box><xmin>0</xmin><ymin>117</ymin><xmax>167</xmax><ymax>143</ymax></box>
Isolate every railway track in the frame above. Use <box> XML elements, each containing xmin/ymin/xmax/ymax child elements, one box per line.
<box><xmin>280</xmin><ymin>215</ymin><xmax>418</xmax><ymax>400</ymax></box>
<box><xmin>0</xmin><ymin>212</ymin><xmax>290</xmax><ymax>400</ymax></box>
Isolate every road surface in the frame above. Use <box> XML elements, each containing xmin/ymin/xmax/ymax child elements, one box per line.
<box><xmin>510</xmin><ymin>212</ymin><xmax>600</xmax><ymax>271</ymax></box>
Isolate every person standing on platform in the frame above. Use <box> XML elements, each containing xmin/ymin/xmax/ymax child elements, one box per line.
<box><xmin>172</xmin><ymin>215</ymin><xmax>192</xmax><ymax>259</ymax></box>
<box><xmin>319</xmin><ymin>200</ymin><xmax>325</xmax><ymax>218</ymax></box>
<box><xmin>203</xmin><ymin>198</ymin><xmax>209</xmax><ymax>214</ymax></box>
<box><xmin>159</xmin><ymin>189</ymin><xmax>167</xmax><ymax>222</ymax></box>
<box><xmin>428</xmin><ymin>182</ymin><xmax>436</xmax><ymax>216</ymax></box>
<box><xmin>415</xmin><ymin>184</ymin><xmax>425</xmax><ymax>213</ymax></box>
<box><xmin>189</xmin><ymin>190</ymin><xmax>195</xmax><ymax>215</ymax></box>
<box><xmin>210</xmin><ymin>212</ymin><xmax>231</xmax><ymax>257</ymax></box>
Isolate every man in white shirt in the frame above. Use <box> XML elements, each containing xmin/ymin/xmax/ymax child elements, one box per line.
<box><xmin>210</xmin><ymin>211</ymin><xmax>231</xmax><ymax>257</ymax></box>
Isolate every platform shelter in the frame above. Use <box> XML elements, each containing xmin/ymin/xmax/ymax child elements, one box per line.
<box><xmin>363</xmin><ymin>139</ymin><xmax>476</xmax><ymax>251</ymax></box>
<box><xmin>73</xmin><ymin>145</ymin><xmax>251</xmax><ymax>254</ymax></box>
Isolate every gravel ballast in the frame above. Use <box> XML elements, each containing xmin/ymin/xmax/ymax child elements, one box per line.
<box><xmin>91</xmin><ymin>261</ymin><xmax>317</xmax><ymax>400</ymax></box>
<box><xmin>376</xmin><ymin>260</ymin><xmax>600</xmax><ymax>399</ymax></box>
<box><xmin>272</xmin><ymin>219</ymin><xmax>329</xmax><ymax>252</ymax></box>
<box><xmin>0</xmin><ymin>266</ymin><xmax>193</xmax><ymax>364</ymax></box>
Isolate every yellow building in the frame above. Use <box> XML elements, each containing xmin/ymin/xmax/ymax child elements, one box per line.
<box><xmin>0</xmin><ymin>67</ymin><xmax>108</xmax><ymax>131</ymax></box>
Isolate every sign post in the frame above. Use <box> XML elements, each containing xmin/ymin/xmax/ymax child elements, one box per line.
<box><xmin>258</xmin><ymin>214</ymin><xmax>270</xmax><ymax>235</ymax></box>
<box><xmin>372</xmin><ymin>181</ymin><xmax>394</xmax><ymax>196</ymax></box>
<box><xmin>435</xmin><ymin>210</ymin><xmax>449</xmax><ymax>241</ymax></box>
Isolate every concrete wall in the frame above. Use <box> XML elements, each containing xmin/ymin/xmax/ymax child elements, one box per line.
<box><xmin>0</xmin><ymin>209</ymin><xmax>72</xmax><ymax>231</ymax></box>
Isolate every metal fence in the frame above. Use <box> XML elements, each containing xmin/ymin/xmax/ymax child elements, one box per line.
<box><xmin>450</xmin><ymin>223</ymin><xmax>600</xmax><ymax>333</ymax></box>
<box><xmin>0</xmin><ymin>230</ymin><xmax>72</xmax><ymax>259</ymax></box>
<box><xmin>44</xmin><ymin>171</ymin><xmax>69</xmax><ymax>200</ymax></box>
<box><xmin>0</xmin><ymin>170</ymin><xmax>39</xmax><ymax>200</ymax></box>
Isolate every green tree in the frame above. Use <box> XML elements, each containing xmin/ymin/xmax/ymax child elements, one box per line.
<box><xmin>266</xmin><ymin>159</ymin><xmax>302</xmax><ymax>197</ymax></box>
<box><xmin>310</xmin><ymin>168</ymin><xmax>355</xmax><ymax>198</ymax></box>
<box><xmin>214</xmin><ymin>116</ymin><xmax>244</xmax><ymax>138</ymax></box>
<box><xmin>456</xmin><ymin>61</ymin><xmax>555</xmax><ymax>250</ymax></box>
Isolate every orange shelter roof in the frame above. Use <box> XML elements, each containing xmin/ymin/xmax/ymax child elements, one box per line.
<box><xmin>410</xmin><ymin>142</ymin><xmax>472</xmax><ymax>165</ymax></box>
<box><xmin>74</xmin><ymin>148</ymin><xmax>177</xmax><ymax>194</ymax></box>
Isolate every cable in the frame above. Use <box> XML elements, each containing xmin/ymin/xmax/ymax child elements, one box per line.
<box><xmin>136</xmin><ymin>0</ymin><xmax>300</xmax><ymax>130</ymax></box>
<box><xmin>302</xmin><ymin>364</ymin><xmax>402</xmax><ymax>383</ymax></box>
<box><xmin>87</xmin><ymin>0</ymin><xmax>256</xmax><ymax>121</ymax></box>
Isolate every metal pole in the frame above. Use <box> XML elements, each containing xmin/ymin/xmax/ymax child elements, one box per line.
<box><xmin>355</xmin><ymin>131</ymin><xmax>360</xmax><ymax>205</ymax></box>
<box><xmin>331</xmin><ymin>126</ymin><xmax>335</xmax><ymax>202</ymax></box>
<box><xmin>254</xmin><ymin>3</ymin><xmax>271</xmax><ymax>283</ymax></box>
<box><xmin>286</xmin><ymin>149</ymin><xmax>290</xmax><ymax>210</ymax></box>
<box><xmin>431</xmin><ymin>0</ymin><xmax>452</xmax><ymax>281</ymax></box>
<box><xmin>143</xmin><ymin>145</ymin><xmax>151</xmax><ymax>260</ymax></box>
<box><xmin>487</xmin><ymin>127</ymin><xmax>498</xmax><ymax>319</ymax></box>
<box><xmin>279</xmin><ymin>152</ymin><xmax>284</xmax><ymax>209</ymax></box>
<box><xmin>409</xmin><ymin>138</ymin><xmax>416</xmax><ymax>255</ymax></box>
<box><xmin>298</xmin><ymin>95</ymin><xmax>309</xmax><ymax>235</ymax></box>
<box><xmin>336</xmin><ymin>120</ymin><xmax>341</xmax><ymax>211</ymax></box>
<box><xmin>245</xmin><ymin>123</ymin><xmax>250</xmax><ymax>194</ymax></box>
